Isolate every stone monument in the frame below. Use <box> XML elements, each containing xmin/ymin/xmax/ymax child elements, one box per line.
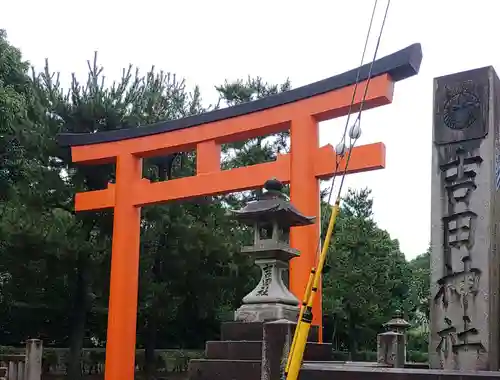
<box><xmin>232</xmin><ymin>178</ymin><xmax>315</xmax><ymax>323</ymax></box>
<box><xmin>430</xmin><ymin>66</ymin><xmax>500</xmax><ymax>370</ymax></box>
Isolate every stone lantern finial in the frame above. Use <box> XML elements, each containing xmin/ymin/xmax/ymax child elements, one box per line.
<box><xmin>263</xmin><ymin>178</ymin><xmax>283</xmax><ymax>193</ymax></box>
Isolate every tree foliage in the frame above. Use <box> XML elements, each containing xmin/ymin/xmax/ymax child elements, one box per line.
<box><xmin>406</xmin><ymin>248</ymin><xmax>430</xmax><ymax>352</ymax></box>
<box><xmin>322</xmin><ymin>188</ymin><xmax>411</xmax><ymax>354</ymax></box>
<box><xmin>0</xmin><ymin>29</ymin><xmax>432</xmax><ymax>378</ymax></box>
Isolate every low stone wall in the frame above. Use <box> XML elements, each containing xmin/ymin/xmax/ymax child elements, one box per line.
<box><xmin>0</xmin><ymin>347</ymin><xmax>204</xmax><ymax>376</ymax></box>
<box><xmin>0</xmin><ymin>346</ymin><xmax>428</xmax><ymax>376</ymax></box>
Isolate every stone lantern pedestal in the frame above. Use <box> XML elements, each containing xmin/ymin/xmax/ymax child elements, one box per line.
<box><xmin>235</xmin><ymin>254</ymin><xmax>300</xmax><ymax>322</ymax></box>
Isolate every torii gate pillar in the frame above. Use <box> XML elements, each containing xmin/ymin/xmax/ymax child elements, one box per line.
<box><xmin>290</xmin><ymin>115</ymin><xmax>322</xmax><ymax>324</ymax></box>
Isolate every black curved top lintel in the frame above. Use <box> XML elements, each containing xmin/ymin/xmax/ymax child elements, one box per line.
<box><xmin>57</xmin><ymin>43</ymin><xmax>422</xmax><ymax>147</ymax></box>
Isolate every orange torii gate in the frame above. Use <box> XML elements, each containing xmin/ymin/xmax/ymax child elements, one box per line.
<box><xmin>57</xmin><ymin>43</ymin><xmax>422</xmax><ymax>380</ymax></box>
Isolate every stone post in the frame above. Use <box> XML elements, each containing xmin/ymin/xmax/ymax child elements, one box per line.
<box><xmin>261</xmin><ymin>320</ymin><xmax>295</xmax><ymax>380</ymax></box>
<box><xmin>430</xmin><ymin>66</ymin><xmax>500</xmax><ymax>370</ymax></box>
<box><xmin>25</xmin><ymin>339</ymin><xmax>42</xmax><ymax>380</ymax></box>
<box><xmin>377</xmin><ymin>311</ymin><xmax>410</xmax><ymax>368</ymax></box>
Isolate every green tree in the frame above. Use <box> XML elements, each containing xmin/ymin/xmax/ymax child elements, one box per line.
<box><xmin>322</xmin><ymin>188</ymin><xmax>411</xmax><ymax>355</ymax></box>
<box><xmin>33</xmin><ymin>56</ymin><xmax>286</xmax><ymax>378</ymax></box>
<box><xmin>33</xmin><ymin>54</ymin><xmax>243</xmax><ymax>378</ymax></box>
<box><xmin>408</xmin><ymin>247</ymin><xmax>430</xmax><ymax>319</ymax></box>
<box><xmin>0</xmin><ymin>27</ymin><xmax>422</xmax><ymax>377</ymax></box>
<box><xmin>0</xmin><ymin>29</ymin><xmax>79</xmax><ymax>347</ymax></box>
<box><xmin>406</xmin><ymin>247</ymin><xmax>430</xmax><ymax>352</ymax></box>
<box><xmin>1</xmin><ymin>28</ymin><xmax>291</xmax><ymax>378</ymax></box>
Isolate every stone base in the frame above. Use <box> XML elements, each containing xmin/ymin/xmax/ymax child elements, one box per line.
<box><xmin>189</xmin><ymin>320</ymin><xmax>332</xmax><ymax>380</ymax></box>
<box><xmin>377</xmin><ymin>331</ymin><xmax>405</xmax><ymax>368</ymax></box>
<box><xmin>234</xmin><ymin>303</ymin><xmax>299</xmax><ymax>323</ymax></box>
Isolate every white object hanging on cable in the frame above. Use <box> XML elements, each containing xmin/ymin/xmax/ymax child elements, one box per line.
<box><xmin>335</xmin><ymin>141</ymin><xmax>348</xmax><ymax>156</ymax></box>
<box><xmin>349</xmin><ymin>118</ymin><xmax>362</xmax><ymax>140</ymax></box>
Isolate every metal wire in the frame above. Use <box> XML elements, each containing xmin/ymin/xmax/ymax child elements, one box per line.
<box><xmin>285</xmin><ymin>3</ymin><xmax>393</xmax><ymax>377</ymax></box>
<box><xmin>335</xmin><ymin>0</ymin><xmax>391</xmax><ymax>198</ymax></box>
<box><xmin>324</xmin><ymin>0</ymin><xmax>380</xmax><ymax>208</ymax></box>
<box><xmin>313</xmin><ymin>0</ymin><xmax>381</xmax><ymax>258</ymax></box>
<box><xmin>314</xmin><ymin>0</ymin><xmax>392</xmax><ymax>269</ymax></box>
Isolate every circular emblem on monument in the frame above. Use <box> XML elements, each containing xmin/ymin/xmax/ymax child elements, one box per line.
<box><xmin>443</xmin><ymin>87</ymin><xmax>480</xmax><ymax>130</ymax></box>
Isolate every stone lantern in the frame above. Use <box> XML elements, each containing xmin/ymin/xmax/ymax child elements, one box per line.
<box><xmin>231</xmin><ymin>178</ymin><xmax>315</xmax><ymax>323</ymax></box>
<box><xmin>377</xmin><ymin>310</ymin><xmax>411</xmax><ymax>368</ymax></box>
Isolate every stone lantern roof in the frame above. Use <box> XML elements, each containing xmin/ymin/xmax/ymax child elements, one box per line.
<box><xmin>231</xmin><ymin>178</ymin><xmax>316</xmax><ymax>228</ymax></box>
<box><xmin>383</xmin><ymin>310</ymin><xmax>411</xmax><ymax>333</ymax></box>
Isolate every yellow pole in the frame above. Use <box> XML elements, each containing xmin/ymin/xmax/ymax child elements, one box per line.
<box><xmin>285</xmin><ymin>198</ymin><xmax>341</xmax><ymax>380</ymax></box>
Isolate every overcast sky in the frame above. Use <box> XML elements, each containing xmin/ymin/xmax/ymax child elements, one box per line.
<box><xmin>1</xmin><ymin>0</ymin><xmax>498</xmax><ymax>260</ymax></box>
